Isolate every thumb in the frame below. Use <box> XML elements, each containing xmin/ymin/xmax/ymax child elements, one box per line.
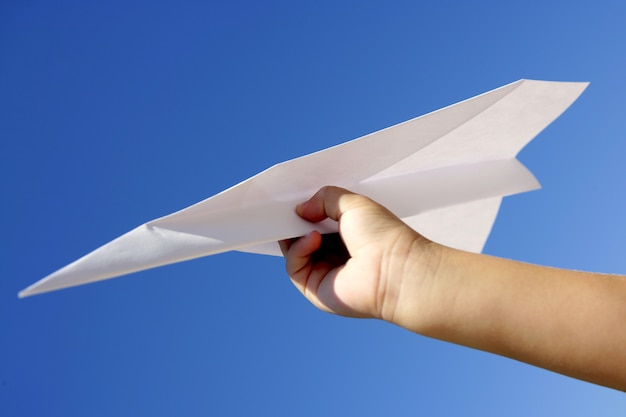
<box><xmin>296</xmin><ymin>186</ymin><xmax>373</xmax><ymax>223</ymax></box>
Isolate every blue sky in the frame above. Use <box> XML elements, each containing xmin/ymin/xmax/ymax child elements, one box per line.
<box><xmin>2</xmin><ymin>1</ymin><xmax>626</xmax><ymax>415</ymax></box>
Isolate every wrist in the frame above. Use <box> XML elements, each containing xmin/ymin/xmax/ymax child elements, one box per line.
<box><xmin>379</xmin><ymin>234</ymin><xmax>448</xmax><ymax>333</ymax></box>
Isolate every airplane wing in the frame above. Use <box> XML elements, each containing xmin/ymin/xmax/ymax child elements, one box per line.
<box><xmin>19</xmin><ymin>79</ymin><xmax>588</xmax><ymax>297</ymax></box>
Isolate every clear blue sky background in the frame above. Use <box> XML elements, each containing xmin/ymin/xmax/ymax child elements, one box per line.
<box><xmin>2</xmin><ymin>1</ymin><xmax>626</xmax><ymax>415</ymax></box>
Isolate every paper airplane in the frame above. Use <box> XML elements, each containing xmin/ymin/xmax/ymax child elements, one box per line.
<box><xmin>19</xmin><ymin>79</ymin><xmax>588</xmax><ymax>297</ymax></box>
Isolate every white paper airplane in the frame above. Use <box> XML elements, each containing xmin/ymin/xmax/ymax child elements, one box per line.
<box><xmin>19</xmin><ymin>79</ymin><xmax>588</xmax><ymax>298</ymax></box>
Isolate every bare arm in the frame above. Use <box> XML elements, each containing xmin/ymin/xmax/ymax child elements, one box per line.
<box><xmin>280</xmin><ymin>186</ymin><xmax>626</xmax><ymax>391</ymax></box>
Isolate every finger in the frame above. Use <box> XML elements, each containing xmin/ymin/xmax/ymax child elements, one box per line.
<box><xmin>283</xmin><ymin>231</ymin><xmax>327</xmax><ymax>300</ymax></box>
<box><xmin>296</xmin><ymin>186</ymin><xmax>366</xmax><ymax>223</ymax></box>
<box><xmin>278</xmin><ymin>238</ymin><xmax>296</xmax><ymax>256</ymax></box>
<box><xmin>283</xmin><ymin>231</ymin><xmax>322</xmax><ymax>277</ymax></box>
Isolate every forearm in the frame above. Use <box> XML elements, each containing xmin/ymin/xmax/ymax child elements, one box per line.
<box><xmin>392</xmin><ymin>244</ymin><xmax>626</xmax><ymax>391</ymax></box>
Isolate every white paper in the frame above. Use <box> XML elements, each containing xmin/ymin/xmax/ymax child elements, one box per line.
<box><xmin>19</xmin><ymin>79</ymin><xmax>588</xmax><ymax>297</ymax></box>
